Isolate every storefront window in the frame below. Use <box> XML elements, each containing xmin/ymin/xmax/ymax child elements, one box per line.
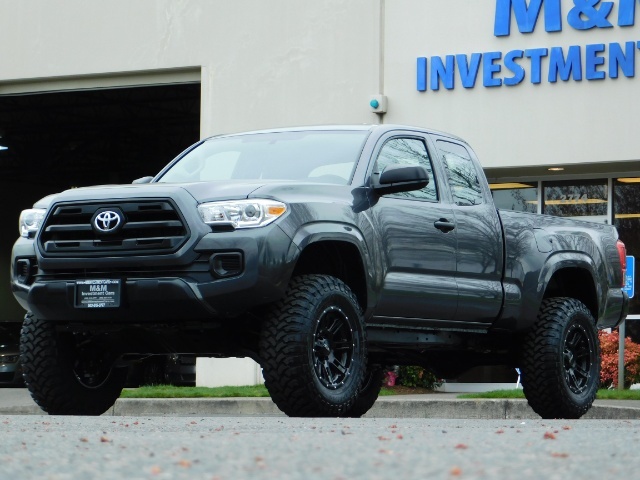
<box><xmin>614</xmin><ymin>178</ymin><xmax>640</xmax><ymax>319</ymax></box>
<box><xmin>489</xmin><ymin>182</ymin><xmax>537</xmax><ymax>213</ymax></box>
<box><xmin>543</xmin><ymin>179</ymin><xmax>608</xmax><ymax>223</ymax></box>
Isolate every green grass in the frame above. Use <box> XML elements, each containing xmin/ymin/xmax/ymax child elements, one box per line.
<box><xmin>120</xmin><ymin>385</ymin><xmax>640</xmax><ymax>400</ymax></box>
<box><xmin>458</xmin><ymin>389</ymin><xmax>525</xmax><ymax>399</ymax></box>
<box><xmin>120</xmin><ymin>385</ymin><xmax>272</xmax><ymax>398</ymax></box>
<box><xmin>458</xmin><ymin>388</ymin><xmax>640</xmax><ymax>400</ymax></box>
<box><xmin>121</xmin><ymin>384</ymin><xmax>400</xmax><ymax>399</ymax></box>
<box><xmin>593</xmin><ymin>389</ymin><xmax>640</xmax><ymax>400</ymax></box>
<box><xmin>379</xmin><ymin>388</ymin><xmax>397</xmax><ymax>396</ymax></box>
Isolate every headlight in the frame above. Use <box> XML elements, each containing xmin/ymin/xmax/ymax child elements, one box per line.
<box><xmin>197</xmin><ymin>199</ymin><xmax>287</xmax><ymax>229</ymax></box>
<box><xmin>0</xmin><ymin>355</ymin><xmax>19</xmax><ymax>364</ymax></box>
<box><xmin>19</xmin><ymin>208</ymin><xmax>46</xmax><ymax>238</ymax></box>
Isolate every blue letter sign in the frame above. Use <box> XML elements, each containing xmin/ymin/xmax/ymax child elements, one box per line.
<box><xmin>624</xmin><ymin>256</ymin><xmax>635</xmax><ymax>299</ymax></box>
<box><xmin>495</xmin><ymin>0</ymin><xmax>562</xmax><ymax>36</ymax></box>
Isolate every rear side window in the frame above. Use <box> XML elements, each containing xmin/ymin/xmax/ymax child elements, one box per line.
<box><xmin>373</xmin><ymin>138</ymin><xmax>438</xmax><ymax>201</ymax></box>
<box><xmin>437</xmin><ymin>140</ymin><xmax>484</xmax><ymax>206</ymax></box>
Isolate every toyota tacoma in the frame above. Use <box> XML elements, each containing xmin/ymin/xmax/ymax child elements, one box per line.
<box><xmin>11</xmin><ymin>124</ymin><xmax>629</xmax><ymax>418</ymax></box>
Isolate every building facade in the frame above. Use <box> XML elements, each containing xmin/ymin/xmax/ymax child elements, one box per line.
<box><xmin>1</xmin><ymin>1</ymin><xmax>638</xmax><ymax>381</ymax></box>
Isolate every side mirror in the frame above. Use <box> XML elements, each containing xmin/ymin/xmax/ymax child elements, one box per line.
<box><xmin>132</xmin><ymin>176</ymin><xmax>153</xmax><ymax>184</ymax></box>
<box><xmin>373</xmin><ymin>165</ymin><xmax>429</xmax><ymax>195</ymax></box>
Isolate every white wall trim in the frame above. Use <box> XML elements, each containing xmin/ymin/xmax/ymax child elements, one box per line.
<box><xmin>0</xmin><ymin>67</ymin><xmax>201</xmax><ymax>96</ymax></box>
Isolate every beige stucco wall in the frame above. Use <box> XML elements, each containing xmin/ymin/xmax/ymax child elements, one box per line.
<box><xmin>0</xmin><ymin>0</ymin><xmax>383</xmax><ymax>136</ymax></box>
<box><xmin>0</xmin><ymin>0</ymin><xmax>638</xmax><ymax>171</ymax></box>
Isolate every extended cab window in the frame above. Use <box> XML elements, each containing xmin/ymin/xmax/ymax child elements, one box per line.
<box><xmin>437</xmin><ymin>140</ymin><xmax>483</xmax><ymax>206</ymax></box>
<box><xmin>373</xmin><ymin>138</ymin><xmax>437</xmax><ymax>201</ymax></box>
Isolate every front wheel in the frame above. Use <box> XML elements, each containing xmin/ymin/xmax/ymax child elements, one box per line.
<box><xmin>520</xmin><ymin>297</ymin><xmax>600</xmax><ymax>419</ymax></box>
<box><xmin>339</xmin><ymin>366</ymin><xmax>383</xmax><ymax>418</ymax></box>
<box><xmin>259</xmin><ymin>275</ymin><xmax>367</xmax><ymax>417</ymax></box>
<box><xmin>20</xmin><ymin>313</ymin><xmax>127</xmax><ymax>415</ymax></box>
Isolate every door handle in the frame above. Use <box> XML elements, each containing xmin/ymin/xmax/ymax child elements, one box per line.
<box><xmin>434</xmin><ymin>218</ymin><xmax>455</xmax><ymax>233</ymax></box>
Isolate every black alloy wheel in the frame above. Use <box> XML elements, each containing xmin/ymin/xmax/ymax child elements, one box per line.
<box><xmin>521</xmin><ymin>297</ymin><xmax>600</xmax><ymax>419</ymax></box>
<box><xmin>312</xmin><ymin>305</ymin><xmax>355</xmax><ymax>390</ymax></box>
<box><xmin>259</xmin><ymin>274</ymin><xmax>367</xmax><ymax>417</ymax></box>
<box><xmin>563</xmin><ymin>322</ymin><xmax>596</xmax><ymax>395</ymax></box>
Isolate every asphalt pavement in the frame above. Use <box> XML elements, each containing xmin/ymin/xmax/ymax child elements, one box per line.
<box><xmin>4</xmin><ymin>416</ymin><xmax>640</xmax><ymax>479</ymax></box>
<box><xmin>3</xmin><ymin>388</ymin><xmax>640</xmax><ymax>419</ymax></box>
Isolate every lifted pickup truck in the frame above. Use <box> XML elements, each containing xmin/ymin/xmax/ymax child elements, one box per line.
<box><xmin>12</xmin><ymin>124</ymin><xmax>628</xmax><ymax>418</ymax></box>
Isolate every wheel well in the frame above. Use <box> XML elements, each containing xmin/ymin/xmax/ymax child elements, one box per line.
<box><xmin>292</xmin><ymin>241</ymin><xmax>367</xmax><ymax>309</ymax></box>
<box><xmin>543</xmin><ymin>268</ymin><xmax>598</xmax><ymax>318</ymax></box>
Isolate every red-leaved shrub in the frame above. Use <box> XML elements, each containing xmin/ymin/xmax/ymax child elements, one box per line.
<box><xmin>599</xmin><ymin>330</ymin><xmax>640</xmax><ymax>388</ymax></box>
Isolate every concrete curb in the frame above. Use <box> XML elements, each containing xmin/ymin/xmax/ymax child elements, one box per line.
<box><xmin>0</xmin><ymin>404</ymin><xmax>43</xmax><ymax>415</ymax></box>
<box><xmin>110</xmin><ymin>397</ymin><xmax>282</xmax><ymax>417</ymax></box>
<box><xmin>370</xmin><ymin>397</ymin><xmax>640</xmax><ymax>419</ymax></box>
<box><xmin>110</xmin><ymin>397</ymin><xmax>640</xmax><ymax>419</ymax></box>
<box><xmin>4</xmin><ymin>396</ymin><xmax>640</xmax><ymax>419</ymax></box>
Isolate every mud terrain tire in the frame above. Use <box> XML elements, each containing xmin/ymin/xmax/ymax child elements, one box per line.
<box><xmin>521</xmin><ymin>297</ymin><xmax>600</xmax><ymax>419</ymax></box>
<box><xmin>20</xmin><ymin>313</ymin><xmax>127</xmax><ymax>415</ymax></box>
<box><xmin>259</xmin><ymin>275</ymin><xmax>367</xmax><ymax>417</ymax></box>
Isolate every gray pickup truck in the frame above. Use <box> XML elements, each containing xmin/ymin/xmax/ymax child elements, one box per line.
<box><xmin>11</xmin><ymin>124</ymin><xmax>628</xmax><ymax>418</ymax></box>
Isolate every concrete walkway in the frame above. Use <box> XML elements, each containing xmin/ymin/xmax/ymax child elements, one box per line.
<box><xmin>3</xmin><ymin>388</ymin><xmax>640</xmax><ymax>419</ymax></box>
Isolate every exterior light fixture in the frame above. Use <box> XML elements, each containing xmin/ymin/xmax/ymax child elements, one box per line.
<box><xmin>548</xmin><ymin>167</ymin><xmax>565</xmax><ymax>171</ymax></box>
<box><xmin>488</xmin><ymin>182</ymin><xmax>535</xmax><ymax>190</ymax></box>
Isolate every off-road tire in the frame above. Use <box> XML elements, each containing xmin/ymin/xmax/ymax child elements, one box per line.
<box><xmin>20</xmin><ymin>313</ymin><xmax>127</xmax><ymax>415</ymax></box>
<box><xmin>259</xmin><ymin>274</ymin><xmax>367</xmax><ymax>417</ymax></box>
<box><xmin>521</xmin><ymin>297</ymin><xmax>600</xmax><ymax>419</ymax></box>
<box><xmin>339</xmin><ymin>366</ymin><xmax>383</xmax><ymax>418</ymax></box>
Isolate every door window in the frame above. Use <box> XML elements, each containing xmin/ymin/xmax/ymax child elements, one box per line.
<box><xmin>437</xmin><ymin>140</ymin><xmax>484</xmax><ymax>206</ymax></box>
<box><xmin>373</xmin><ymin>138</ymin><xmax>438</xmax><ymax>201</ymax></box>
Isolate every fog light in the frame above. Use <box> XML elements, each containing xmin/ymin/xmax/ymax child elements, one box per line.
<box><xmin>15</xmin><ymin>258</ymin><xmax>35</xmax><ymax>285</ymax></box>
<box><xmin>210</xmin><ymin>252</ymin><xmax>243</xmax><ymax>278</ymax></box>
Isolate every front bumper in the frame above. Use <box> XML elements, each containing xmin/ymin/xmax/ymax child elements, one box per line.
<box><xmin>12</xmin><ymin>224</ymin><xmax>298</xmax><ymax>323</ymax></box>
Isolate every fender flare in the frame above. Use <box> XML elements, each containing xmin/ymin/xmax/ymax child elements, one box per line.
<box><xmin>287</xmin><ymin>222</ymin><xmax>376</xmax><ymax>311</ymax></box>
<box><xmin>532</xmin><ymin>251</ymin><xmax>600</xmax><ymax>317</ymax></box>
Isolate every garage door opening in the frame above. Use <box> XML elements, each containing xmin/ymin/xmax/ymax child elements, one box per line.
<box><xmin>0</xmin><ymin>83</ymin><xmax>201</xmax><ymax>322</ymax></box>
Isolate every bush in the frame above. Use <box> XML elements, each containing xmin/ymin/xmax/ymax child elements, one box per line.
<box><xmin>599</xmin><ymin>330</ymin><xmax>640</xmax><ymax>388</ymax></box>
<box><xmin>396</xmin><ymin>366</ymin><xmax>441</xmax><ymax>390</ymax></box>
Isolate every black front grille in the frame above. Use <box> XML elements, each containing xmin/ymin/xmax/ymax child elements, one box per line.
<box><xmin>39</xmin><ymin>199</ymin><xmax>189</xmax><ymax>257</ymax></box>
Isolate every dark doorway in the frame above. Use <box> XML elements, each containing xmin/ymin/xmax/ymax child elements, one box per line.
<box><xmin>0</xmin><ymin>83</ymin><xmax>201</xmax><ymax>322</ymax></box>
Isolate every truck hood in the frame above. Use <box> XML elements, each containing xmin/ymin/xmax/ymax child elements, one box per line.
<box><xmin>32</xmin><ymin>181</ymin><xmax>270</xmax><ymax>209</ymax></box>
<box><xmin>32</xmin><ymin>180</ymin><xmax>354</xmax><ymax>210</ymax></box>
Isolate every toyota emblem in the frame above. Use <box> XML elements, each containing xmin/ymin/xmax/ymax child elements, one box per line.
<box><xmin>94</xmin><ymin>210</ymin><xmax>122</xmax><ymax>233</ymax></box>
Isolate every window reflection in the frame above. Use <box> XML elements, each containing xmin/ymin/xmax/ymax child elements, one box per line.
<box><xmin>374</xmin><ymin>138</ymin><xmax>438</xmax><ymax>201</ymax></box>
<box><xmin>543</xmin><ymin>180</ymin><xmax>608</xmax><ymax>223</ymax></box>
<box><xmin>490</xmin><ymin>183</ymin><xmax>537</xmax><ymax>213</ymax></box>
<box><xmin>437</xmin><ymin>140</ymin><xmax>483</xmax><ymax>206</ymax></box>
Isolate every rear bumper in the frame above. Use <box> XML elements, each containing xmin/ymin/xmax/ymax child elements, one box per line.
<box><xmin>597</xmin><ymin>288</ymin><xmax>629</xmax><ymax>330</ymax></box>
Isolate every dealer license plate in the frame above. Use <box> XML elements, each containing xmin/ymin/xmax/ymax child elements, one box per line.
<box><xmin>75</xmin><ymin>279</ymin><xmax>121</xmax><ymax>308</ymax></box>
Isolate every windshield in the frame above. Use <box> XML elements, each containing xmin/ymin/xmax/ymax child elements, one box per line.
<box><xmin>157</xmin><ymin>130</ymin><xmax>369</xmax><ymax>185</ymax></box>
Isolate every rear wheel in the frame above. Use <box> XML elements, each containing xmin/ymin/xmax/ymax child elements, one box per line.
<box><xmin>259</xmin><ymin>274</ymin><xmax>367</xmax><ymax>417</ymax></box>
<box><xmin>521</xmin><ymin>297</ymin><xmax>600</xmax><ymax>419</ymax></box>
<box><xmin>20</xmin><ymin>313</ymin><xmax>127</xmax><ymax>415</ymax></box>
